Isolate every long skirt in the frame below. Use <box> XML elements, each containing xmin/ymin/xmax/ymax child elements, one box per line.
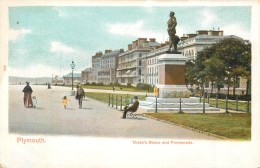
<box><xmin>24</xmin><ymin>92</ymin><xmax>33</xmax><ymax>108</ymax></box>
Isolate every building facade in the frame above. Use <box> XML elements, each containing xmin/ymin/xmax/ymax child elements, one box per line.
<box><xmin>63</xmin><ymin>73</ymin><xmax>82</xmax><ymax>84</ymax></box>
<box><xmin>91</xmin><ymin>52</ymin><xmax>103</xmax><ymax>83</ymax></box>
<box><xmin>81</xmin><ymin>68</ymin><xmax>92</xmax><ymax>83</ymax></box>
<box><xmin>117</xmin><ymin>38</ymin><xmax>161</xmax><ymax>85</ymax></box>
<box><xmin>98</xmin><ymin>49</ymin><xmax>124</xmax><ymax>84</ymax></box>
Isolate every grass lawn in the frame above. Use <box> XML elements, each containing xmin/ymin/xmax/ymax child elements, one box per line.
<box><xmin>85</xmin><ymin>92</ymin><xmax>146</xmax><ymax>106</ymax></box>
<box><xmin>206</xmin><ymin>98</ymin><xmax>251</xmax><ymax>113</ymax></box>
<box><xmin>146</xmin><ymin>113</ymin><xmax>251</xmax><ymax>140</ymax></box>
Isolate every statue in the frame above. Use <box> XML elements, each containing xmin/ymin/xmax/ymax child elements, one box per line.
<box><xmin>167</xmin><ymin>11</ymin><xmax>180</xmax><ymax>53</ymax></box>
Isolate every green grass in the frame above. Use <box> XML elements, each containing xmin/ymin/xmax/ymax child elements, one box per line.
<box><xmin>85</xmin><ymin>92</ymin><xmax>146</xmax><ymax>106</ymax></box>
<box><xmin>205</xmin><ymin>98</ymin><xmax>251</xmax><ymax>112</ymax></box>
<box><xmin>64</xmin><ymin>84</ymin><xmax>154</xmax><ymax>93</ymax></box>
<box><xmin>147</xmin><ymin>113</ymin><xmax>251</xmax><ymax>140</ymax></box>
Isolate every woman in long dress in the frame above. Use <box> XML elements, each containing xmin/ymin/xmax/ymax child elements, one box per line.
<box><xmin>22</xmin><ymin>82</ymin><xmax>33</xmax><ymax>108</ymax></box>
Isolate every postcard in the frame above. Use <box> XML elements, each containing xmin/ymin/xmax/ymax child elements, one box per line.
<box><xmin>0</xmin><ymin>1</ymin><xmax>260</xmax><ymax>168</ymax></box>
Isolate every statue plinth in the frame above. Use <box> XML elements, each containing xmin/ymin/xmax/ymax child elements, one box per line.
<box><xmin>156</xmin><ymin>53</ymin><xmax>191</xmax><ymax>98</ymax></box>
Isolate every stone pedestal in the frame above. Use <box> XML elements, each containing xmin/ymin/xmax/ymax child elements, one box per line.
<box><xmin>157</xmin><ymin>53</ymin><xmax>191</xmax><ymax>98</ymax></box>
<box><xmin>138</xmin><ymin>53</ymin><xmax>219</xmax><ymax>112</ymax></box>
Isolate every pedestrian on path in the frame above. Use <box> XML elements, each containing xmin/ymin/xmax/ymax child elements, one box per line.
<box><xmin>76</xmin><ymin>84</ymin><xmax>85</xmax><ymax>109</ymax></box>
<box><xmin>22</xmin><ymin>81</ymin><xmax>33</xmax><ymax>108</ymax></box>
<box><xmin>62</xmin><ymin>96</ymin><xmax>70</xmax><ymax>109</ymax></box>
<box><xmin>32</xmin><ymin>96</ymin><xmax>37</xmax><ymax>108</ymax></box>
<box><xmin>122</xmin><ymin>96</ymin><xmax>139</xmax><ymax>119</ymax></box>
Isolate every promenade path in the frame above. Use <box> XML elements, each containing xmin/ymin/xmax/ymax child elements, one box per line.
<box><xmin>83</xmin><ymin>87</ymin><xmax>154</xmax><ymax>96</ymax></box>
<box><xmin>9</xmin><ymin>85</ymin><xmax>218</xmax><ymax>139</ymax></box>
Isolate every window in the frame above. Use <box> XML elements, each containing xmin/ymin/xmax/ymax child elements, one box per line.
<box><xmin>139</xmin><ymin>53</ymin><xmax>142</xmax><ymax>57</ymax></box>
<box><xmin>138</xmin><ymin>69</ymin><xmax>141</xmax><ymax>75</ymax></box>
<box><xmin>139</xmin><ymin>60</ymin><xmax>142</xmax><ymax>66</ymax></box>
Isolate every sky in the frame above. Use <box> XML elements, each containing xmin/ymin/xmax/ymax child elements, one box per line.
<box><xmin>8</xmin><ymin>6</ymin><xmax>251</xmax><ymax>77</ymax></box>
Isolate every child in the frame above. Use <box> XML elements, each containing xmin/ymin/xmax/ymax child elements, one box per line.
<box><xmin>32</xmin><ymin>96</ymin><xmax>37</xmax><ymax>108</ymax></box>
<box><xmin>62</xmin><ymin>96</ymin><xmax>70</xmax><ymax>109</ymax></box>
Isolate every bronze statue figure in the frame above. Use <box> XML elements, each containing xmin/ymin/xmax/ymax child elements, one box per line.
<box><xmin>167</xmin><ymin>11</ymin><xmax>180</xmax><ymax>53</ymax></box>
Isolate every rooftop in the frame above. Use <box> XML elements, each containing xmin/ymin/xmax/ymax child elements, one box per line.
<box><xmin>64</xmin><ymin>73</ymin><xmax>81</xmax><ymax>78</ymax></box>
<box><xmin>101</xmin><ymin>50</ymin><xmax>121</xmax><ymax>58</ymax></box>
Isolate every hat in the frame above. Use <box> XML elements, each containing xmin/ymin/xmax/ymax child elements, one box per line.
<box><xmin>78</xmin><ymin>84</ymin><xmax>82</xmax><ymax>87</ymax></box>
<box><xmin>134</xmin><ymin>96</ymin><xmax>138</xmax><ymax>99</ymax></box>
<box><xmin>26</xmin><ymin>81</ymin><xmax>30</xmax><ymax>84</ymax></box>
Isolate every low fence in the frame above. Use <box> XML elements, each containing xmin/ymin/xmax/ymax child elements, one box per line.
<box><xmin>107</xmin><ymin>93</ymin><xmax>251</xmax><ymax>113</ymax></box>
<box><xmin>199</xmin><ymin>94</ymin><xmax>251</xmax><ymax>113</ymax></box>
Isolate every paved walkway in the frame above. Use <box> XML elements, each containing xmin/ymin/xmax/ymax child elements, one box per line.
<box><xmin>9</xmin><ymin>85</ymin><xmax>218</xmax><ymax>139</ymax></box>
<box><xmin>83</xmin><ymin>87</ymin><xmax>153</xmax><ymax>96</ymax></box>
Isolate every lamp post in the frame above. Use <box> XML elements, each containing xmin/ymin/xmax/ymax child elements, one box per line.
<box><xmin>70</xmin><ymin>60</ymin><xmax>75</xmax><ymax>90</ymax></box>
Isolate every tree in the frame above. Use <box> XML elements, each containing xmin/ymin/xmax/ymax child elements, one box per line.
<box><xmin>213</xmin><ymin>38</ymin><xmax>250</xmax><ymax>96</ymax></box>
<box><xmin>185</xmin><ymin>37</ymin><xmax>251</xmax><ymax>97</ymax></box>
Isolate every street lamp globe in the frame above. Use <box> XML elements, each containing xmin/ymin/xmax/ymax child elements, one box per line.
<box><xmin>70</xmin><ymin>60</ymin><xmax>75</xmax><ymax>70</ymax></box>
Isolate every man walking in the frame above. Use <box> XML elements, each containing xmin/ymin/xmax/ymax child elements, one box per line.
<box><xmin>76</xmin><ymin>84</ymin><xmax>85</xmax><ymax>109</ymax></box>
<box><xmin>122</xmin><ymin>96</ymin><xmax>139</xmax><ymax>119</ymax></box>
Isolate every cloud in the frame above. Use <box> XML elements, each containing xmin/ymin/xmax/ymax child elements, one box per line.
<box><xmin>107</xmin><ymin>20</ymin><xmax>144</xmax><ymax>36</ymax></box>
<box><xmin>107</xmin><ymin>20</ymin><xmax>186</xmax><ymax>43</ymax></box>
<box><xmin>50</xmin><ymin>41</ymin><xmax>75</xmax><ymax>53</ymax></box>
<box><xmin>107</xmin><ymin>20</ymin><xmax>170</xmax><ymax>43</ymax></box>
<box><xmin>8</xmin><ymin>64</ymin><xmax>81</xmax><ymax>78</ymax></box>
<box><xmin>200</xmin><ymin>9</ymin><xmax>218</xmax><ymax>27</ymax></box>
<box><xmin>9</xmin><ymin>29</ymin><xmax>31</xmax><ymax>41</ymax></box>
<box><xmin>222</xmin><ymin>23</ymin><xmax>251</xmax><ymax>40</ymax></box>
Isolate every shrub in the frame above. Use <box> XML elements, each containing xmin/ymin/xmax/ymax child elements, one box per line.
<box><xmin>209</xmin><ymin>93</ymin><xmax>251</xmax><ymax>101</ymax></box>
<box><xmin>136</xmin><ymin>83</ymin><xmax>153</xmax><ymax>91</ymax></box>
<box><xmin>85</xmin><ymin>82</ymin><xmax>90</xmax><ymax>85</ymax></box>
<box><xmin>109</xmin><ymin>82</ymin><xmax>113</xmax><ymax>86</ymax></box>
<box><xmin>114</xmin><ymin>82</ymin><xmax>121</xmax><ymax>87</ymax></box>
<box><xmin>91</xmin><ymin>82</ymin><xmax>96</xmax><ymax>85</ymax></box>
<box><xmin>97</xmin><ymin>82</ymin><xmax>104</xmax><ymax>86</ymax></box>
<box><xmin>136</xmin><ymin>83</ymin><xmax>144</xmax><ymax>89</ymax></box>
<box><xmin>127</xmin><ymin>83</ymin><xmax>132</xmax><ymax>88</ymax></box>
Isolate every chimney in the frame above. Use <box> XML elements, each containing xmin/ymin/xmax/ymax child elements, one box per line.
<box><xmin>96</xmin><ymin>51</ymin><xmax>103</xmax><ymax>57</ymax></box>
<box><xmin>187</xmin><ymin>34</ymin><xmax>197</xmax><ymax>39</ymax></box>
<box><xmin>128</xmin><ymin>44</ymin><xmax>133</xmax><ymax>51</ymax></box>
<box><xmin>181</xmin><ymin>37</ymin><xmax>188</xmax><ymax>41</ymax></box>
<box><xmin>105</xmin><ymin>49</ymin><xmax>112</xmax><ymax>53</ymax></box>
<box><xmin>197</xmin><ymin>30</ymin><xmax>208</xmax><ymax>35</ymax></box>
<box><xmin>160</xmin><ymin>43</ymin><xmax>166</xmax><ymax>47</ymax></box>
<box><xmin>132</xmin><ymin>41</ymin><xmax>137</xmax><ymax>49</ymax></box>
<box><xmin>143</xmin><ymin>41</ymin><xmax>149</xmax><ymax>47</ymax></box>
<box><xmin>138</xmin><ymin>38</ymin><xmax>147</xmax><ymax>46</ymax></box>
<box><xmin>120</xmin><ymin>48</ymin><xmax>124</xmax><ymax>53</ymax></box>
<box><xmin>149</xmin><ymin>38</ymin><xmax>156</xmax><ymax>42</ymax></box>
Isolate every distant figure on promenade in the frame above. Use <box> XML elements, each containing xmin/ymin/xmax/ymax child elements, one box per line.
<box><xmin>154</xmin><ymin>86</ymin><xmax>159</xmax><ymax>98</ymax></box>
<box><xmin>76</xmin><ymin>84</ymin><xmax>85</xmax><ymax>109</ymax></box>
<box><xmin>113</xmin><ymin>86</ymin><xmax>115</xmax><ymax>92</ymax></box>
<box><xmin>22</xmin><ymin>82</ymin><xmax>33</xmax><ymax>108</ymax></box>
<box><xmin>32</xmin><ymin>96</ymin><xmax>37</xmax><ymax>108</ymax></box>
<box><xmin>122</xmin><ymin>96</ymin><xmax>139</xmax><ymax>119</ymax></box>
<box><xmin>62</xmin><ymin>96</ymin><xmax>70</xmax><ymax>109</ymax></box>
<box><xmin>48</xmin><ymin>82</ymin><xmax>51</xmax><ymax>89</ymax></box>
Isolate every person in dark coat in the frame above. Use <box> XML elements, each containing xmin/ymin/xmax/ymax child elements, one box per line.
<box><xmin>22</xmin><ymin>82</ymin><xmax>33</xmax><ymax>108</ymax></box>
<box><xmin>76</xmin><ymin>84</ymin><xmax>85</xmax><ymax>109</ymax></box>
<box><xmin>122</xmin><ymin>96</ymin><xmax>139</xmax><ymax>119</ymax></box>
